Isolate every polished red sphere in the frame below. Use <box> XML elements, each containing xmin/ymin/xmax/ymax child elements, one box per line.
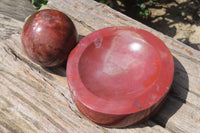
<box><xmin>21</xmin><ymin>9</ymin><xmax>77</xmax><ymax>67</ymax></box>
<box><xmin>67</xmin><ymin>26</ymin><xmax>174</xmax><ymax>127</ymax></box>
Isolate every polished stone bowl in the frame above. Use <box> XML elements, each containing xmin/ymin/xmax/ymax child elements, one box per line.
<box><xmin>67</xmin><ymin>26</ymin><xmax>174</xmax><ymax>127</ymax></box>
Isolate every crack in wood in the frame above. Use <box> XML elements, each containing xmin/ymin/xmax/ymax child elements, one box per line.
<box><xmin>5</xmin><ymin>46</ymin><xmax>54</xmax><ymax>80</ymax></box>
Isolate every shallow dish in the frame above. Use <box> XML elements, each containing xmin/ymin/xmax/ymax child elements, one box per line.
<box><xmin>67</xmin><ymin>26</ymin><xmax>174</xmax><ymax>127</ymax></box>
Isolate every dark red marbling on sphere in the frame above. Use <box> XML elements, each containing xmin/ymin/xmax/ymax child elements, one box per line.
<box><xmin>21</xmin><ymin>9</ymin><xmax>77</xmax><ymax>67</ymax></box>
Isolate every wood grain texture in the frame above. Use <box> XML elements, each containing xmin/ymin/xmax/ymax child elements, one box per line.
<box><xmin>0</xmin><ymin>0</ymin><xmax>199</xmax><ymax>132</ymax></box>
<box><xmin>0</xmin><ymin>0</ymin><xmax>36</xmax><ymax>21</ymax></box>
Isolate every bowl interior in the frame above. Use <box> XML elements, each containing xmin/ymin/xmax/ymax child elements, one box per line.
<box><xmin>78</xmin><ymin>30</ymin><xmax>161</xmax><ymax>101</ymax></box>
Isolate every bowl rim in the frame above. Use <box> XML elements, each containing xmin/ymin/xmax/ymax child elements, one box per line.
<box><xmin>66</xmin><ymin>26</ymin><xmax>174</xmax><ymax>115</ymax></box>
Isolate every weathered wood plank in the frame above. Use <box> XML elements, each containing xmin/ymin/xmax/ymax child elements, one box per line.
<box><xmin>43</xmin><ymin>0</ymin><xmax>200</xmax><ymax>106</ymax></box>
<box><xmin>0</xmin><ymin>0</ymin><xmax>199</xmax><ymax>132</ymax></box>
<box><xmin>41</xmin><ymin>0</ymin><xmax>200</xmax><ymax>132</ymax></box>
<box><xmin>45</xmin><ymin>0</ymin><xmax>200</xmax><ymax>106</ymax></box>
<box><xmin>0</xmin><ymin>14</ymin><xmax>22</xmax><ymax>40</ymax></box>
<box><xmin>0</xmin><ymin>0</ymin><xmax>36</xmax><ymax>21</ymax></box>
<box><xmin>153</xmin><ymin>96</ymin><xmax>200</xmax><ymax>133</ymax></box>
<box><xmin>0</xmin><ymin>13</ymin><xmax>171</xmax><ymax>133</ymax></box>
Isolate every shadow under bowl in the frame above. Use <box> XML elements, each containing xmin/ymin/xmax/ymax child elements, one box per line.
<box><xmin>66</xmin><ymin>26</ymin><xmax>174</xmax><ymax>127</ymax></box>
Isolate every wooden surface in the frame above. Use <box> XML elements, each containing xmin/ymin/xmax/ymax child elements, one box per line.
<box><xmin>0</xmin><ymin>0</ymin><xmax>200</xmax><ymax>132</ymax></box>
<box><xmin>0</xmin><ymin>0</ymin><xmax>36</xmax><ymax>21</ymax></box>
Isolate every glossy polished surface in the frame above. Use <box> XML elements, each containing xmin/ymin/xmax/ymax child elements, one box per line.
<box><xmin>67</xmin><ymin>26</ymin><xmax>174</xmax><ymax>127</ymax></box>
<box><xmin>21</xmin><ymin>9</ymin><xmax>77</xmax><ymax>67</ymax></box>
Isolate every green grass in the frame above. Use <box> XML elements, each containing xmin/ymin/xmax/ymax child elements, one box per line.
<box><xmin>31</xmin><ymin>0</ymin><xmax>157</xmax><ymax>18</ymax></box>
<box><xmin>31</xmin><ymin>0</ymin><xmax>48</xmax><ymax>9</ymax></box>
<box><xmin>96</xmin><ymin>0</ymin><xmax>157</xmax><ymax>18</ymax></box>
